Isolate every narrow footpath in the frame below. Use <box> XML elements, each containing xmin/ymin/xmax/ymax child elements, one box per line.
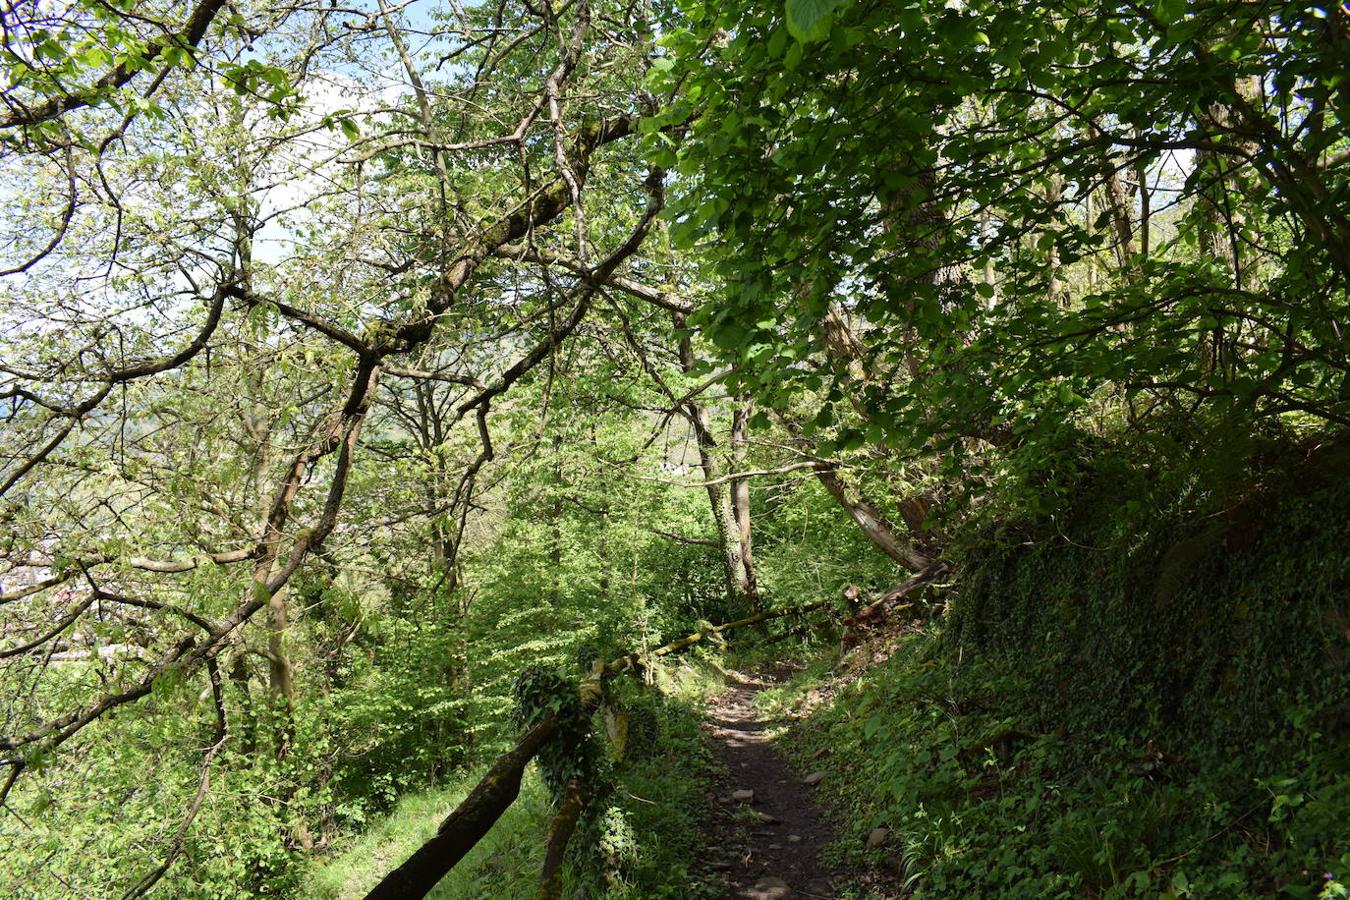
<box><xmin>702</xmin><ymin>672</ymin><xmax>840</xmax><ymax>899</ymax></box>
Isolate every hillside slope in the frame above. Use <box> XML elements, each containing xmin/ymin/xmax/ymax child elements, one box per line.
<box><xmin>756</xmin><ymin>442</ymin><xmax>1350</xmax><ymax>898</ymax></box>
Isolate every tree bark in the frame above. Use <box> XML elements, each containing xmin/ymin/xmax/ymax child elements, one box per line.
<box><xmin>699</xmin><ymin>428</ymin><xmax>755</xmax><ymax>615</ymax></box>
<box><xmin>266</xmin><ymin>585</ymin><xmax>296</xmax><ymax>757</ymax></box>
<box><xmin>809</xmin><ymin>299</ymin><xmax>948</xmax><ymax>545</ymax></box>
<box><xmin>1044</xmin><ymin>174</ymin><xmax>1067</xmax><ymax>306</ymax></box>
<box><xmin>775</xmin><ymin>412</ymin><xmax>934</xmax><ymax>571</ymax></box>
<box><xmin>729</xmin><ymin>400</ymin><xmax>759</xmax><ymax>605</ymax></box>
<box><xmin>228</xmin><ymin>654</ymin><xmax>257</xmax><ymax>756</ymax></box>
<box><xmin>1082</xmin><ymin>125</ymin><xmax>1139</xmax><ymax>273</ymax></box>
<box><xmin>1195</xmin><ymin>74</ymin><xmax>1261</xmax><ymax>373</ymax></box>
<box><xmin>1135</xmin><ymin>157</ymin><xmax>1151</xmax><ymax>260</ymax></box>
<box><xmin>1097</xmin><ymin>144</ymin><xmax>1137</xmax><ymax>267</ymax></box>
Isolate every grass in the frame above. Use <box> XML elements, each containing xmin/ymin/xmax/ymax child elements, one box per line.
<box><xmin>310</xmin><ymin>654</ymin><xmax>728</xmax><ymax>900</ymax></box>
<box><xmin>308</xmin><ymin>768</ymin><xmax>550</xmax><ymax>899</ymax></box>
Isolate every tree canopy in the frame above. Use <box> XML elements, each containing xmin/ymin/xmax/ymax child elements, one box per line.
<box><xmin>1</xmin><ymin>0</ymin><xmax>1346</xmax><ymax>896</ymax></box>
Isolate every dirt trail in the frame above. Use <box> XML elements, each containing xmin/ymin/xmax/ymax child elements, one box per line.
<box><xmin>702</xmin><ymin>672</ymin><xmax>840</xmax><ymax>899</ymax></box>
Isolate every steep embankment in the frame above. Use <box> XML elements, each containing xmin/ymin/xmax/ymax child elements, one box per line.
<box><xmin>758</xmin><ymin>442</ymin><xmax>1350</xmax><ymax>898</ymax></box>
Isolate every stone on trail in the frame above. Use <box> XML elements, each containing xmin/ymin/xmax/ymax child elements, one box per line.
<box><xmin>802</xmin><ymin>771</ymin><xmax>827</xmax><ymax>786</ymax></box>
<box><xmin>746</xmin><ymin>875</ymin><xmax>791</xmax><ymax>899</ymax></box>
<box><xmin>731</xmin><ymin>788</ymin><xmax>755</xmax><ymax>802</ymax></box>
<box><xmin>866</xmin><ymin>826</ymin><xmax>890</xmax><ymax>849</ymax></box>
<box><xmin>787</xmin><ymin>834</ymin><xmax>802</xmax><ymax>843</ymax></box>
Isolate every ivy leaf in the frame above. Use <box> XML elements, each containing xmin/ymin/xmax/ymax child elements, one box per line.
<box><xmin>785</xmin><ymin>0</ymin><xmax>841</xmax><ymax>44</ymax></box>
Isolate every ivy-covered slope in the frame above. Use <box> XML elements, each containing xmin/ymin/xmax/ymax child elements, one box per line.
<box><xmin>767</xmin><ymin>439</ymin><xmax>1350</xmax><ymax>898</ymax></box>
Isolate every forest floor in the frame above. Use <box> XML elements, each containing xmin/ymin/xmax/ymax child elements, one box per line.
<box><xmin>700</xmin><ymin>671</ymin><xmax>842</xmax><ymax>899</ymax></box>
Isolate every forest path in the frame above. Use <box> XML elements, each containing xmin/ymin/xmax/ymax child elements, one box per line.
<box><xmin>701</xmin><ymin>671</ymin><xmax>840</xmax><ymax>899</ymax></box>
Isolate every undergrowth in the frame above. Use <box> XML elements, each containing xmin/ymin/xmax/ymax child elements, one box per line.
<box><xmin>311</xmin><ymin>656</ymin><xmax>723</xmax><ymax>898</ymax></box>
<box><xmin>761</xmin><ymin>440</ymin><xmax>1350</xmax><ymax>898</ymax></box>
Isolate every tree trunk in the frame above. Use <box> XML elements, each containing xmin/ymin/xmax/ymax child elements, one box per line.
<box><xmin>775</xmin><ymin>412</ymin><xmax>933</xmax><ymax>570</ymax></box>
<box><xmin>531</xmin><ymin>779</ymin><xmax>588</xmax><ymax>900</ymax></box>
<box><xmin>1098</xmin><ymin>142</ymin><xmax>1136</xmax><ymax>266</ymax></box>
<box><xmin>229</xmin><ymin>654</ymin><xmax>257</xmax><ymax>756</ymax></box>
<box><xmin>810</xmin><ymin>300</ymin><xmax>946</xmax><ymax>541</ymax></box>
<box><xmin>814</xmin><ymin>466</ymin><xmax>932</xmax><ymax>572</ymax></box>
<box><xmin>820</xmin><ymin>302</ymin><xmax>870</xmax><ymax>385</ymax></box>
<box><xmin>245</xmin><ymin>407</ymin><xmax>295</xmax><ymax>759</ymax></box>
<box><xmin>1195</xmin><ymin>75</ymin><xmax>1261</xmax><ymax>373</ymax></box>
<box><xmin>1134</xmin><ymin>157</ymin><xmax>1150</xmax><ymax>260</ymax></box>
<box><xmin>1044</xmin><ymin>174</ymin><xmax>1067</xmax><ymax>306</ymax></box>
<box><xmin>729</xmin><ymin>400</ymin><xmax>759</xmax><ymax>606</ymax></box>
<box><xmin>696</xmin><ymin>424</ymin><xmax>756</xmax><ymax>615</ymax></box>
<box><xmin>674</xmin><ymin>315</ymin><xmax>759</xmax><ymax>615</ymax></box>
<box><xmin>266</xmin><ymin>584</ymin><xmax>296</xmax><ymax>759</ymax></box>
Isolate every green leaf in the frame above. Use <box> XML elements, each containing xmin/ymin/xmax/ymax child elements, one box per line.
<box><xmin>649</xmin><ymin>147</ymin><xmax>678</xmax><ymax>168</ymax></box>
<box><xmin>1154</xmin><ymin>0</ymin><xmax>1186</xmax><ymax>25</ymax></box>
<box><xmin>785</xmin><ymin>0</ymin><xmax>841</xmax><ymax>44</ymax></box>
<box><xmin>37</xmin><ymin>39</ymin><xmax>66</xmax><ymax>61</ymax></box>
<box><xmin>767</xmin><ymin>26</ymin><xmax>788</xmax><ymax>58</ymax></box>
<box><xmin>78</xmin><ymin>47</ymin><xmax>111</xmax><ymax>69</ymax></box>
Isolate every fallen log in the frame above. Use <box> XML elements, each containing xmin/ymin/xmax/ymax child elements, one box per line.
<box><xmin>841</xmin><ymin>561</ymin><xmax>952</xmax><ymax>648</ymax></box>
<box><xmin>604</xmin><ymin>599</ymin><xmax>830</xmax><ymax>674</ymax></box>
<box><xmin>362</xmin><ymin>714</ymin><xmax>558</xmax><ymax>900</ymax></box>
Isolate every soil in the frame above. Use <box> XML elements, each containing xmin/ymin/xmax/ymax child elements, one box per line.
<box><xmin>701</xmin><ymin>671</ymin><xmax>841</xmax><ymax>899</ymax></box>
